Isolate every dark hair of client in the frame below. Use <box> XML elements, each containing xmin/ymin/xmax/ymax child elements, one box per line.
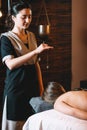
<box><xmin>42</xmin><ymin>82</ymin><xmax>66</xmax><ymax>104</ymax></box>
<box><xmin>5</xmin><ymin>0</ymin><xmax>32</xmax><ymax>30</ymax></box>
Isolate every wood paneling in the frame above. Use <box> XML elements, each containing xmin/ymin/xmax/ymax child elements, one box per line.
<box><xmin>29</xmin><ymin>0</ymin><xmax>71</xmax><ymax>91</ymax></box>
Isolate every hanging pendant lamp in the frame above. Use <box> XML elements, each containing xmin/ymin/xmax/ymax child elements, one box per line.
<box><xmin>36</xmin><ymin>0</ymin><xmax>50</xmax><ymax>40</ymax></box>
<box><xmin>36</xmin><ymin>0</ymin><xmax>51</xmax><ymax>73</ymax></box>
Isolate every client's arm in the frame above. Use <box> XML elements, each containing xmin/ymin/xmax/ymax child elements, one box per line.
<box><xmin>54</xmin><ymin>91</ymin><xmax>87</xmax><ymax>120</ymax></box>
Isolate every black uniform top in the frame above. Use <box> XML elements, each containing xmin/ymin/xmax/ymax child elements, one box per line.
<box><xmin>0</xmin><ymin>34</ymin><xmax>40</xmax><ymax>121</ymax></box>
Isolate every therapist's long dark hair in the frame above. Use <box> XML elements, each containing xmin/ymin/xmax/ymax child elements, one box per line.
<box><xmin>5</xmin><ymin>1</ymin><xmax>32</xmax><ymax>30</ymax></box>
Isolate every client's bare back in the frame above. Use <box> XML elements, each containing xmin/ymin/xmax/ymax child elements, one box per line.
<box><xmin>64</xmin><ymin>91</ymin><xmax>87</xmax><ymax>111</ymax></box>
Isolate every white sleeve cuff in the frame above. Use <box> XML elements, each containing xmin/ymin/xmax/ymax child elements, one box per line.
<box><xmin>2</xmin><ymin>55</ymin><xmax>14</xmax><ymax>63</ymax></box>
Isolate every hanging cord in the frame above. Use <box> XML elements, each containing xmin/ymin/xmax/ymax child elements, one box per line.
<box><xmin>43</xmin><ymin>0</ymin><xmax>50</xmax><ymax>25</ymax></box>
<box><xmin>8</xmin><ymin>0</ymin><xmax>12</xmax><ymax>15</ymax></box>
<box><xmin>36</xmin><ymin>0</ymin><xmax>50</xmax><ymax>25</ymax></box>
<box><xmin>36</xmin><ymin>2</ymin><xmax>43</xmax><ymax>25</ymax></box>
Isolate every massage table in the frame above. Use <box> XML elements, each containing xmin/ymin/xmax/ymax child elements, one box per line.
<box><xmin>23</xmin><ymin>109</ymin><xmax>87</xmax><ymax>130</ymax></box>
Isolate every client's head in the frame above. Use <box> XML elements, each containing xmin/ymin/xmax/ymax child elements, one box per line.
<box><xmin>42</xmin><ymin>81</ymin><xmax>66</xmax><ymax>104</ymax></box>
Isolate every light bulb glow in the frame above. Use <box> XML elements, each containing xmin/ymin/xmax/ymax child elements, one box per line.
<box><xmin>0</xmin><ymin>10</ymin><xmax>2</xmax><ymax>17</ymax></box>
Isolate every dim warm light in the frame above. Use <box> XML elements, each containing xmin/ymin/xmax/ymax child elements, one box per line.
<box><xmin>0</xmin><ymin>10</ymin><xmax>2</xmax><ymax>17</ymax></box>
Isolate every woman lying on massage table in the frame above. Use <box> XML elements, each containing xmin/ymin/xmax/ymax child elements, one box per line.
<box><xmin>54</xmin><ymin>90</ymin><xmax>87</xmax><ymax>120</ymax></box>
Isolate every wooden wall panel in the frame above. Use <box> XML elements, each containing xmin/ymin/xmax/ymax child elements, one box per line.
<box><xmin>29</xmin><ymin>0</ymin><xmax>71</xmax><ymax>91</ymax></box>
